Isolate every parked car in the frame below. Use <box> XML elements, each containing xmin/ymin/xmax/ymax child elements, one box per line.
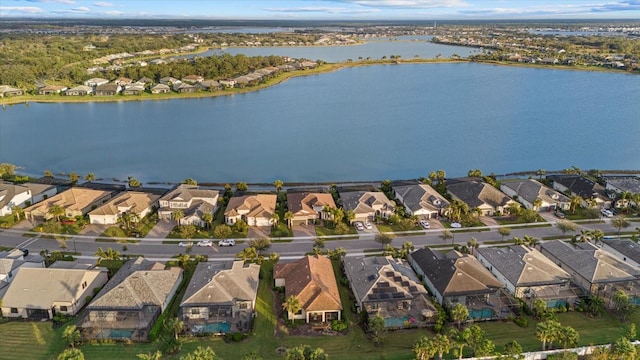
<box><xmin>354</xmin><ymin>222</ymin><xmax>364</xmax><ymax>231</ymax></box>
<box><xmin>420</xmin><ymin>220</ymin><xmax>430</xmax><ymax>229</ymax></box>
<box><xmin>364</xmin><ymin>222</ymin><xmax>373</xmax><ymax>230</ymax></box>
<box><xmin>601</xmin><ymin>208</ymin><xmax>614</xmax><ymax>218</ymax></box>
<box><xmin>218</xmin><ymin>239</ymin><xmax>236</xmax><ymax>247</ymax></box>
<box><xmin>197</xmin><ymin>240</ymin><xmax>213</xmax><ymax>247</ymax></box>
<box><xmin>554</xmin><ymin>210</ymin><xmax>566</xmax><ymax>219</ymax></box>
<box><xmin>450</xmin><ymin>222</ymin><xmax>462</xmax><ymax>228</ymax></box>
<box><xmin>178</xmin><ymin>241</ymin><xmax>192</xmax><ymax>247</ymax></box>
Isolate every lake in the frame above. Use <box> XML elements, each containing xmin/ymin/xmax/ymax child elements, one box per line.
<box><xmin>1</xmin><ymin>62</ymin><xmax>639</xmax><ymax>184</ymax></box>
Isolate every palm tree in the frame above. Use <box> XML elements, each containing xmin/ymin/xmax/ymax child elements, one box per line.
<box><xmin>532</xmin><ymin>197</ymin><xmax>543</xmax><ymax>211</ymax></box>
<box><xmin>48</xmin><ymin>204</ymin><xmax>65</xmax><ymax>222</ymax></box>
<box><xmin>171</xmin><ymin>209</ymin><xmax>184</xmax><ymax>226</ymax></box>
<box><xmin>591</xmin><ymin>229</ymin><xmax>604</xmax><ymax>245</ymax></box>
<box><xmin>284</xmin><ymin>211</ymin><xmax>294</xmax><ymax>228</ymax></box>
<box><xmin>84</xmin><ymin>173</ymin><xmax>95</xmax><ymax>182</ymax></box>
<box><xmin>128</xmin><ymin>176</ymin><xmax>141</xmax><ymax>188</ymax></box>
<box><xmin>57</xmin><ymin>348</ymin><xmax>85</xmax><ymax>360</ymax></box>
<box><xmin>449</xmin><ymin>328</ymin><xmax>470</xmax><ymax>360</ymax></box>
<box><xmin>176</xmin><ymin>254</ymin><xmax>191</xmax><ymax>269</ymax></box>
<box><xmin>201</xmin><ymin>213</ymin><xmax>213</xmax><ymax>230</ymax></box>
<box><xmin>236</xmin><ymin>247</ymin><xmax>258</xmax><ymax>263</ymax></box>
<box><xmin>450</xmin><ymin>303</ymin><xmax>469</xmax><ymax>329</ymax></box>
<box><xmin>507</xmin><ymin>202</ymin><xmax>522</xmax><ymax>217</ymax></box>
<box><xmin>432</xmin><ymin>334</ymin><xmax>451</xmax><ymax>360</ymax></box>
<box><xmin>44</xmin><ymin>170</ymin><xmax>54</xmax><ymax>178</ymax></box>
<box><xmin>273</xmin><ymin>179</ymin><xmax>283</xmax><ymax>193</ymax></box>
<box><xmin>612</xmin><ymin>215</ymin><xmax>630</xmax><ymax>237</ymax></box>
<box><xmin>68</xmin><ymin>172</ymin><xmax>79</xmax><ymax>184</ymax></box>
<box><xmin>94</xmin><ymin>247</ymin><xmax>107</xmax><ymax>264</ymax></box>
<box><xmin>182</xmin><ymin>178</ymin><xmax>197</xmax><ymax>186</ymax></box>
<box><xmin>62</xmin><ymin>325</ymin><xmax>81</xmax><ymax>348</ymax></box>
<box><xmin>569</xmin><ymin>195</ymin><xmax>583</xmax><ymax>213</ymax></box>
<box><xmin>282</xmin><ymin>295</ymin><xmax>301</xmax><ymax>324</ymax></box>
<box><xmin>577</xmin><ymin>230</ymin><xmax>592</xmax><ymax>243</ymax></box>
<box><xmin>467</xmin><ymin>237</ymin><xmax>479</xmax><ymax>255</ymax></box>
<box><xmin>164</xmin><ymin>317</ymin><xmax>184</xmax><ymax>340</ymax></box>
<box><xmin>414</xmin><ymin>336</ymin><xmax>435</xmax><ymax>360</ymax></box>
<box><xmin>270</xmin><ymin>212</ymin><xmax>280</xmax><ymax>228</ymax></box>
<box><xmin>536</xmin><ymin>319</ymin><xmax>560</xmax><ymax>351</ymax></box>
<box><xmin>136</xmin><ymin>351</ymin><xmax>162</xmax><ymax>360</ymax></box>
<box><xmin>11</xmin><ymin>205</ymin><xmax>25</xmax><ymax>221</ymax></box>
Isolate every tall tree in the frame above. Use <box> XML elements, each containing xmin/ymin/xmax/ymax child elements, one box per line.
<box><xmin>536</xmin><ymin>319</ymin><xmax>561</xmax><ymax>350</ymax></box>
<box><xmin>450</xmin><ymin>303</ymin><xmax>469</xmax><ymax>329</ymax></box>
<box><xmin>48</xmin><ymin>204</ymin><xmax>65</xmax><ymax>222</ymax></box>
<box><xmin>236</xmin><ymin>182</ymin><xmax>248</xmax><ymax>192</ymax></box>
<box><xmin>136</xmin><ymin>351</ymin><xmax>162</xmax><ymax>360</ymax></box>
<box><xmin>440</xmin><ymin>229</ymin><xmax>453</xmax><ymax>245</ymax></box>
<box><xmin>556</xmin><ymin>219</ymin><xmax>577</xmax><ymax>237</ymax></box>
<box><xmin>171</xmin><ymin>209</ymin><xmax>184</xmax><ymax>225</ymax></box>
<box><xmin>284</xmin><ymin>211</ymin><xmax>294</xmax><ymax>228</ymax></box>
<box><xmin>414</xmin><ymin>336</ymin><xmax>435</xmax><ymax>360</ymax></box>
<box><xmin>84</xmin><ymin>173</ymin><xmax>95</xmax><ymax>182</ymax></box>
<box><xmin>283</xmin><ymin>295</ymin><xmax>302</xmax><ymax>324</ymax></box>
<box><xmin>612</xmin><ymin>215</ymin><xmax>630</xmax><ymax>236</ymax></box>
<box><xmin>44</xmin><ymin>170</ymin><xmax>54</xmax><ymax>178</ymax></box>
<box><xmin>182</xmin><ymin>178</ymin><xmax>197</xmax><ymax>186</ymax></box>
<box><xmin>11</xmin><ymin>205</ymin><xmax>25</xmax><ymax>221</ymax></box>
<box><xmin>449</xmin><ymin>328</ymin><xmax>470</xmax><ymax>360</ymax></box>
<box><xmin>273</xmin><ymin>179</ymin><xmax>284</xmax><ymax>193</ymax></box>
<box><xmin>432</xmin><ymin>334</ymin><xmax>451</xmax><ymax>360</ymax></box>
<box><xmin>201</xmin><ymin>213</ymin><xmax>213</xmax><ymax>230</ymax></box>
<box><xmin>128</xmin><ymin>176</ymin><xmax>141</xmax><ymax>188</ymax></box>
<box><xmin>180</xmin><ymin>346</ymin><xmax>219</xmax><ymax>360</ymax></box>
<box><xmin>62</xmin><ymin>325</ymin><xmax>81</xmax><ymax>348</ymax></box>
<box><xmin>498</xmin><ymin>227</ymin><xmax>511</xmax><ymax>241</ymax></box>
<box><xmin>368</xmin><ymin>314</ymin><xmax>386</xmax><ymax>345</ymax></box>
<box><xmin>375</xmin><ymin>233</ymin><xmax>394</xmax><ymax>249</ymax></box>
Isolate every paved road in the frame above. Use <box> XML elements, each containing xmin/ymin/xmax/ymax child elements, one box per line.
<box><xmin>1</xmin><ymin>217</ymin><xmax>637</xmax><ymax>262</ymax></box>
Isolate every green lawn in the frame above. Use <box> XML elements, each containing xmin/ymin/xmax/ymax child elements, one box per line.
<box><xmin>0</xmin><ymin>321</ymin><xmax>67</xmax><ymax>360</ymax></box>
<box><xmin>376</xmin><ymin>224</ymin><xmax>422</xmax><ymax>233</ymax></box>
<box><xmin>0</xmin><ymin>214</ymin><xmax>19</xmax><ymax>229</ymax></box>
<box><xmin>315</xmin><ymin>225</ymin><xmax>357</xmax><ymax>237</ymax></box>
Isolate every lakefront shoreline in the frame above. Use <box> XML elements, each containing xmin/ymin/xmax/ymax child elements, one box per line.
<box><xmin>1</xmin><ymin>57</ymin><xmax>632</xmax><ymax>107</ymax></box>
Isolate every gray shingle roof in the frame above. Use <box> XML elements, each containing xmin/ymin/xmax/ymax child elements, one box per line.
<box><xmin>500</xmin><ymin>179</ymin><xmax>569</xmax><ymax>205</ymax></box>
<box><xmin>180</xmin><ymin>261</ymin><xmax>259</xmax><ymax>307</ymax></box>
<box><xmin>447</xmin><ymin>180</ymin><xmax>511</xmax><ymax>209</ymax></box>
<box><xmin>604</xmin><ymin>239</ymin><xmax>640</xmax><ymax>265</ymax></box>
<box><xmin>394</xmin><ymin>184</ymin><xmax>449</xmax><ymax>214</ymax></box>
<box><xmin>477</xmin><ymin>245</ymin><xmax>570</xmax><ymax>287</ymax></box>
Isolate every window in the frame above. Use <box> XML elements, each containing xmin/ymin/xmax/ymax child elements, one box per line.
<box><xmin>82</xmin><ymin>281</ymin><xmax>87</xmax><ymax>289</ymax></box>
<box><xmin>191</xmin><ymin>308</ymin><xmax>200</xmax><ymax>315</ymax></box>
<box><xmin>10</xmin><ymin>308</ymin><xmax>18</xmax><ymax>314</ymax></box>
<box><xmin>239</xmin><ymin>303</ymin><xmax>248</xmax><ymax>310</ymax></box>
<box><xmin>60</xmin><ymin>306</ymin><xmax>68</xmax><ymax>312</ymax></box>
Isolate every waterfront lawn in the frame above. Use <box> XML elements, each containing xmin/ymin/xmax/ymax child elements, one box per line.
<box><xmin>0</xmin><ymin>321</ymin><xmax>67</xmax><ymax>360</ymax></box>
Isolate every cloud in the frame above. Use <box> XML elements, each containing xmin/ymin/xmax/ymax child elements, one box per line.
<box><xmin>23</xmin><ymin>0</ymin><xmax>75</xmax><ymax>4</ymax></box>
<box><xmin>51</xmin><ymin>5</ymin><xmax>91</xmax><ymax>13</ymax></box>
<box><xmin>328</xmin><ymin>0</ymin><xmax>469</xmax><ymax>8</ymax></box>
<box><xmin>264</xmin><ymin>6</ymin><xmax>379</xmax><ymax>15</ymax></box>
<box><xmin>93</xmin><ymin>1</ymin><xmax>114</xmax><ymax>7</ymax></box>
<box><xmin>103</xmin><ymin>10</ymin><xmax>123</xmax><ymax>15</ymax></box>
<box><xmin>0</xmin><ymin>6</ymin><xmax>43</xmax><ymax>14</ymax></box>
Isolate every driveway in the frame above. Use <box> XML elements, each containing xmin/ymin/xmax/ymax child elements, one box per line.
<box><xmin>247</xmin><ymin>226</ymin><xmax>271</xmax><ymax>239</ymax></box>
<box><xmin>145</xmin><ymin>220</ymin><xmax>175</xmax><ymax>239</ymax></box>
<box><xmin>480</xmin><ymin>216</ymin><xmax>499</xmax><ymax>227</ymax></box>
<box><xmin>292</xmin><ymin>224</ymin><xmax>316</xmax><ymax>238</ymax></box>
<box><xmin>12</xmin><ymin>219</ymin><xmax>39</xmax><ymax>231</ymax></box>
<box><xmin>80</xmin><ymin>224</ymin><xmax>107</xmax><ymax>237</ymax></box>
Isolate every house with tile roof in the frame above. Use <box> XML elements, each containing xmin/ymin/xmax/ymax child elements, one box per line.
<box><xmin>21</xmin><ymin>182</ymin><xmax>58</xmax><ymax>204</ymax></box>
<box><xmin>23</xmin><ymin>187</ymin><xmax>112</xmax><ymax>221</ymax></box>
<box><xmin>477</xmin><ymin>245</ymin><xmax>581</xmax><ymax>308</ymax></box>
<box><xmin>89</xmin><ymin>191</ymin><xmax>161</xmax><ymax>225</ymax></box>
<box><xmin>393</xmin><ymin>183</ymin><xmax>449</xmax><ymax>219</ymax></box>
<box><xmin>1</xmin><ymin>267</ymin><xmax>108</xmax><ymax>320</ymax></box>
<box><xmin>286</xmin><ymin>192</ymin><xmax>337</xmax><ymax>226</ymax></box>
<box><xmin>0</xmin><ymin>85</ymin><xmax>24</xmax><ymax>97</ymax></box>
<box><xmin>225</xmin><ymin>194</ymin><xmax>277</xmax><ymax>227</ymax></box>
<box><xmin>539</xmin><ymin>240</ymin><xmax>640</xmax><ymax>308</ymax></box>
<box><xmin>274</xmin><ymin>255</ymin><xmax>342</xmax><ymax>323</ymax></box>
<box><xmin>84</xmin><ymin>78</ymin><xmax>109</xmax><ymax>88</ymax></box>
<box><xmin>79</xmin><ymin>257</ymin><xmax>183</xmax><ymax>341</ymax></box>
<box><xmin>339</xmin><ymin>191</ymin><xmax>395</xmax><ymax>223</ymax></box>
<box><xmin>447</xmin><ymin>179</ymin><xmax>516</xmax><ymax>216</ymax></box>
<box><xmin>95</xmin><ymin>83</ymin><xmax>121</xmax><ymax>96</ymax></box>
<box><xmin>64</xmin><ymin>85</ymin><xmax>93</xmax><ymax>96</ymax></box>
<box><xmin>150</xmin><ymin>83</ymin><xmax>171</xmax><ymax>94</ymax></box>
<box><xmin>0</xmin><ymin>181</ymin><xmax>32</xmax><ymax>216</ymax></box>
<box><xmin>157</xmin><ymin>185</ymin><xmax>219</xmax><ymax>227</ymax></box>
<box><xmin>343</xmin><ymin>256</ymin><xmax>437</xmax><ymax>328</ymax></box>
<box><xmin>0</xmin><ymin>249</ymin><xmax>45</xmax><ymax>299</ymax></box>
<box><xmin>547</xmin><ymin>175</ymin><xmax>612</xmax><ymax>208</ymax></box>
<box><xmin>500</xmin><ymin>179</ymin><xmax>570</xmax><ymax>212</ymax></box>
<box><xmin>409</xmin><ymin>248</ymin><xmax>512</xmax><ymax>320</ymax></box>
<box><xmin>37</xmin><ymin>85</ymin><xmax>68</xmax><ymax>95</ymax></box>
<box><xmin>180</xmin><ymin>261</ymin><xmax>259</xmax><ymax>334</ymax></box>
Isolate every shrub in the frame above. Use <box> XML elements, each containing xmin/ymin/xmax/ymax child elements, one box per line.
<box><xmin>513</xmin><ymin>316</ymin><xmax>528</xmax><ymax>328</ymax></box>
<box><xmin>331</xmin><ymin>320</ymin><xmax>347</xmax><ymax>332</ymax></box>
<box><xmin>232</xmin><ymin>332</ymin><xmax>243</xmax><ymax>341</ymax></box>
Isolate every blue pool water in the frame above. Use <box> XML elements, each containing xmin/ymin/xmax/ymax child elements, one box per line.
<box><xmin>204</xmin><ymin>321</ymin><xmax>231</xmax><ymax>333</ymax></box>
<box><xmin>384</xmin><ymin>315</ymin><xmax>410</xmax><ymax>327</ymax></box>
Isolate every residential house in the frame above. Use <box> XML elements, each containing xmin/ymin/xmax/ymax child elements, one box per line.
<box><xmin>115</xmin><ymin>77</ymin><xmax>133</xmax><ymax>86</ymax></box>
<box><xmin>1</xmin><ymin>267</ymin><xmax>108</xmax><ymax>319</ymax></box>
<box><xmin>0</xmin><ymin>181</ymin><xmax>32</xmax><ymax>216</ymax></box>
<box><xmin>393</xmin><ymin>183</ymin><xmax>449</xmax><ymax>219</ymax></box>
<box><xmin>94</xmin><ymin>83</ymin><xmax>121</xmax><ymax>96</ymax></box>
<box><xmin>180</xmin><ymin>261</ymin><xmax>259</xmax><ymax>334</ymax></box>
<box><xmin>159</xmin><ymin>76</ymin><xmax>179</xmax><ymax>85</ymax></box>
<box><xmin>274</xmin><ymin>255</ymin><xmax>342</xmax><ymax>323</ymax></box>
<box><xmin>339</xmin><ymin>191</ymin><xmax>395</xmax><ymax>223</ymax></box>
<box><xmin>447</xmin><ymin>179</ymin><xmax>516</xmax><ymax>216</ymax></box>
<box><xmin>20</xmin><ymin>182</ymin><xmax>57</xmax><ymax>205</ymax></box>
<box><xmin>79</xmin><ymin>257</ymin><xmax>183</xmax><ymax>341</ymax></box>
<box><xmin>539</xmin><ymin>240</ymin><xmax>640</xmax><ymax>307</ymax></box>
<box><xmin>218</xmin><ymin>79</ymin><xmax>236</xmax><ymax>88</ymax></box>
<box><xmin>547</xmin><ymin>175</ymin><xmax>612</xmax><ymax>208</ymax></box>
<box><xmin>38</xmin><ymin>85</ymin><xmax>68</xmax><ymax>95</ymax></box>
<box><xmin>0</xmin><ymin>249</ymin><xmax>45</xmax><ymax>299</ymax></box>
<box><xmin>157</xmin><ymin>185</ymin><xmax>219</xmax><ymax>227</ymax></box>
<box><xmin>409</xmin><ymin>248</ymin><xmax>511</xmax><ymax>320</ymax></box>
<box><xmin>603</xmin><ymin>176</ymin><xmax>640</xmax><ymax>207</ymax></box>
<box><xmin>500</xmin><ymin>179</ymin><xmax>570</xmax><ymax>212</ymax></box>
<box><xmin>600</xmin><ymin>239</ymin><xmax>640</xmax><ymax>270</ymax></box>
<box><xmin>196</xmin><ymin>80</ymin><xmax>221</xmax><ymax>92</ymax></box>
<box><xmin>150</xmin><ymin>83</ymin><xmax>171</xmax><ymax>94</ymax></box>
<box><xmin>173</xmin><ymin>82</ymin><xmax>197</xmax><ymax>93</ymax></box>
<box><xmin>137</xmin><ymin>77</ymin><xmax>154</xmax><ymax>86</ymax></box>
<box><xmin>477</xmin><ymin>245</ymin><xmax>581</xmax><ymax>308</ymax></box>
<box><xmin>181</xmin><ymin>75</ymin><xmax>204</xmax><ymax>84</ymax></box>
<box><xmin>83</xmin><ymin>78</ymin><xmax>109</xmax><ymax>88</ymax></box>
<box><xmin>0</xmin><ymin>85</ymin><xmax>23</xmax><ymax>97</ymax></box>
<box><xmin>24</xmin><ymin>188</ymin><xmax>112</xmax><ymax>221</ymax></box>
<box><xmin>122</xmin><ymin>84</ymin><xmax>145</xmax><ymax>95</ymax></box>
<box><xmin>64</xmin><ymin>85</ymin><xmax>93</xmax><ymax>96</ymax></box>
<box><xmin>89</xmin><ymin>191</ymin><xmax>160</xmax><ymax>225</ymax></box>
<box><xmin>286</xmin><ymin>192</ymin><xmax>337</xmax><ymax>225</ymax></box>
<box><xmin>343</xmin><ymin>256</ymin><xmax>437</xmax><ymax>328</ymax></box>
<box><xmin>224</xmin><ymin>194</ymin><xmax>277</xmax><ymax>227</ymax></box>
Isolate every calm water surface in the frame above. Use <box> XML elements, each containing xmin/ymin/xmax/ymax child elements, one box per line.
<box><xmin>1</xmin><ymin>62</ymin><xmax>639</xmax><ymax>183</ymax></box>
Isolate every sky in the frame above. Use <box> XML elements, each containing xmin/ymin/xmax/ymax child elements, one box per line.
<box><xmin>1</xmin><ymin>0</ymin><xmax>639</xmax><ymax>20</ymax></box>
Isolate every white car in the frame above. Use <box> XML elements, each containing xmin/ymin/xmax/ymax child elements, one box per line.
<box><xmin>364</xmin><ymin>222</ymin><xmax>373</xmax><ymax>230</ymax></box>
<box><xmin>197</xmin><ymin>240</ymin><xmax>213</xmax><ymax>247</ymax></box>
<box><xmin>218</xmin><ymin>239</ymin><xmax>236</xmax><ymax>247</ymax></box>
<box><xmin>450</xmin><ymin>222</ymin><xmax>462</xmax><ymax>228</ymax></box>
<box><xmin>420</xmin><ymin>220</ymin><xmax>430</xmax><ymax>229</ymax></box>
<box><xmin>354</xmin><ymin>222</ymin><xmax>365</xmax><ymax>231</ymax></box>
<box><xmin>178</xmin><ymin>241</ymin><xmax>192</xmax><ymax>247</ymax></box>
<box><xmin>601</xmin><ymin>208</ymin><xmax>614</xmax><ymax>218</ymax></box>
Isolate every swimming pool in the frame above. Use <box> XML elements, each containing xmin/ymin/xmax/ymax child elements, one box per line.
<box><xmin>203</xmin><ymin>321</ymin><xmax>231</xmax><ymax>333</ymax></box>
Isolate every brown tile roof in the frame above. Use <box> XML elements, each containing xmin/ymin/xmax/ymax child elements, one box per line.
<box><xmin>89</xmin><ymin>191</ymin><xmax>160</xmax><ymax>217</ymax></box>
<box><xmin>286</xmin><ymin>192</ymin><xmax>336</xmax><ymax>217</ymax></box>
<box><xmin>225</xmin><ymin>194</ymin><xmax>276</xmax><ymax>219</ymax></box>
<box><xmin>274</xmin><ymin>255</ymin><xmax>342</xmax><ymax>312</ymax></box>
<box><xmin>24</xmin><ymin>188</ymin><xmax>111</xmax><ymax>215</ymax></box>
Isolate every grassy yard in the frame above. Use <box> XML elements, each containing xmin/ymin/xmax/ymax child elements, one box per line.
<box><xmin>376</xmin><ymin>224</ymin><xmax>422</xmax><ymax>233</ymax></box>
<box><xmin>315</xmin><ymin>225</ymin><xmax>357</xmax><ymax>237</ymax></box>
<box><xmin>0</xmin><ymin>214</ymin><xmax>19</xmax><ymax>229</ymax></box>
<box><xmin>0</xmin><ymin>321</ymin><xmax>67</xmax><ymax>360</ymax></box>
